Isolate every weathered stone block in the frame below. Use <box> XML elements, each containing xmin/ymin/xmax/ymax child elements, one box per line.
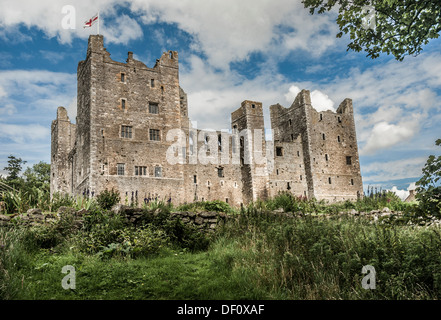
<box><xmin>199</xmin><ymin>212</ymin><xmax>217</xmax><ymax>218</ymax></box>
<box><xmin>27</xmin><ymin>208</ymin><xmax>42</xmax><ymax>215</ymax></box>
<box><xmin>194</xmin><ymin>216</ymin><xmax>204</xmax><ymax>225</ymax></box>
<box><xmin>57</xmin><ymin>206</ymin><xmax>77</xmax><ymax>217</ymax></box>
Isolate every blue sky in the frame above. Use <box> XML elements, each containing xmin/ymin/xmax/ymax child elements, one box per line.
<box><xmin>0</xmin><ymin>0</ymin><xmax>440</xmax><ymax>199</ymax></box>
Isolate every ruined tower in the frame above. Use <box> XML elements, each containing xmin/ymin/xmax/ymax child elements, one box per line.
<box><xmin>269</xmin><ymin>89</ymin><xmax>363</xmax><ymax>201</ymax></box>
<box><xmin>50</xmin><ymin>106</ymin><xmax>76</xmax><ymax>195</ymax></box>
<box><xmin>51</xmin><ymin>35</ymin><xmax>363</xmax><ymax>205</ymax></box>
<box><xmin>231</xmin><ymin>101</ymin><xmax>270</xmax><ymax>203</ymax></box>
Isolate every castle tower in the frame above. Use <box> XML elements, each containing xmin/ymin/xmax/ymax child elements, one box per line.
<box><xmin>50</xmin><ymin>35</ymin><xmax>363</xmax><ymax>206</ymax></box>
<box><xmin>72</xmin><ymin>34</ymin><xmax>187</xmax><ymax>202</ymax></box>
<box><xmin>306</xmin><ymin>97</ymin><xmax>363</xmax><ymax>201</ymax></box>
<box><xmin>50</xmin><ymin>106</ymin><xmax>76</xmax><ymax>196</ymax></box>
<box><xmin>269</xmin><ymin>90</ymin><xmax>313</xmax><ymax>198</ymax></box>
<box><xmin>269</xmin><ymin>89</ymin><xmax>363</xmax><ymax>202</ymax></box>
<box><xmin>231</xmin><ymin>100</ymin><xmax>270</xmax><ymax>203</ymax></box>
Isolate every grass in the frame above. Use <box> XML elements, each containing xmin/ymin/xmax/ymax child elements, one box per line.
<box><xmin>1</xmin><ymin>195</ymin><xmax>441</xmax><ymax>300</ymax></box>
<box><xmin>1</xmin><ymin>239</ymin><xmax>274</xmax><ymax>300</ymax></box>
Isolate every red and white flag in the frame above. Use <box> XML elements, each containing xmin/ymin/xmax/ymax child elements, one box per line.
<box><xmin>83</xmin><ymin>13</ymin><xmax>98</xmax><ymax>28</ymax></box>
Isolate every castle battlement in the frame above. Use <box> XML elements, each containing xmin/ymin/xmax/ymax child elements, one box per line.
<box><xmin>51</xmin><ymin>35</ymin><xmax>363</xmax><ymax>205</ymax></box>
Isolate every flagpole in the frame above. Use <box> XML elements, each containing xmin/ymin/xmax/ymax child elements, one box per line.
<box><xmin>97</xmin><ymin>11</ymin><xmax>100</xmax><ymax>35</ymax></box>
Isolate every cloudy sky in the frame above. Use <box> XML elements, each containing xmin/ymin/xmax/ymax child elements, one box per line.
<box><xmin>0</xmin><ymin>0</ymin><xmax>440</xmax><ymax>198</ymax></box>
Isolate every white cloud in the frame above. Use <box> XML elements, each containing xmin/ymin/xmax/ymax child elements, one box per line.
<box><xmin>0</xmin><ymin>85</ymin><xmax>7</xmax><ymax>98</ymax></box>
<box><xmin>181</xmin><ymin>55</ymin><xmax>285</xmax><ymax>130</ymax></box>
<box><xmin>0</xmin><ymin>1</ymin><xmax>340</xmax><ymax>68</ymax></box>
<box><xmin>361</xmin><ymin>121</ymin><xmax>418</xmax><ymax>155</ymax></box>
<box><xmin>0</xmin><ymin>69</ymin><xmax>76</xmax><ymax>167</ymax></box>
<box><xmin>310</xmin><ymin>90</ymin><xmax>335</xmax><ymax>112</ymax></box>
<box><xmin>0</xmin><ymin>103</ymin><xmax>16</xmax><ymax>115</ymax></box>
<box><xmin>389</xmin><ymin>183</ymin><xmax>417</xmax><ymax>201</ymax></box>
<box><xmin>100</xmin><ymin>14</ymin><xmax>143</xmax><ymax>45</ymax></box>
<box><xmin>285</xmin><ymin>85</ymin><xmax>335</xmax><ymax>112</ymax></box>
<box><xmin>0</xmin><ymin>70</ymin><xmax>76</xmax><ymax>112</ymax></box>
<box><xmin>284</xmin><ymin>85</ymin><xmax>301</xmax><ymax>104</ymax></box>
<box><xmin>0</xmin><ymin>0</ymin><xmax>142</xmax><ymax>45</ymax></box>
<box><xmin>131</xmin><ymin>0</ymin><xmax>339</xmax><ymax>68</ymax></box>
<box><xmin>39</xmin><ymin>50</ymin><xmax>65</xmax><ymax>63</ymax></box>
<box><xmin>362</xmin><ymin>157</ymin><xmax>426</xmax><ymax>183</ymax></box>
<box><xmin>0</xmin><ymin>123</ymin><xmax>49</xmax><ymax>143</ymax></box>
<box><xmin>66</xmin><ymin>96</ymin><xmax>77</xmax><ymax>123</ymax></box>
<box><xmin>389</xmin><ymin>186</ymin><xmax>409</xmax><ymax>201</ymax></box>
<box><xmin>304</xmin><ymin>52</ymin><xmax>441</xmax><ymax>155</ymax></box>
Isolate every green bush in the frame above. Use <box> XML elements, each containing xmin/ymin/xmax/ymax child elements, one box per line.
<box><xmin>77</xmin><ymin>209</ymin><xmax>169</xmax><ymax>258</ymax></box>
<box><xmin>139</xmin><ymin>206</ymin><xmax>211</xmax><ymax>252</ymax></box>
<box><xmin>176</xmin><ymin>200</ymin><xmax>234</xmax><ymax>214</ymax></box>
<box><xmin>21</xmin><ymin>224</ymin><xmax>63</xmax><ymax>250</ymax></box>
<box><xmin>96</xmin><ymin>188</ymin><xmax>121</xmax><ymax>210</ymax></box>
<box><xmin>94</xmin><ymin>226</ymin><xmax>169</xmax><ymax>259</ymax></box>
<box><xmin>202</xmin><ymin>200</ymin><xmax>233</xmax><ymax>213</ymax></box>
<box><xmin>163</xmin><ymin>218</ymin><xmax>211</xmax><ymax>252</ymax></box>
<box><xmin>265</xmin><ymin>192</ymin><xmax>321</xmax><ymax>214</ymax></box>
<box><xmin>217</xmin><ymin>208</ymin><xmax>441</xmax><ymax>299</ymax></box>
<box><xmin>78</xmin><ymin>209</ymin><xmax>126</xmax><ymax>253</ymax></box>
<box><xmin>50</xmin><ymin>193</ymin><xmax>75</xmax><ymax>213</ymax></box>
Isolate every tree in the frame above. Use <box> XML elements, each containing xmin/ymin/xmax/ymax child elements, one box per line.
<box><xmin>415</xmin><ymin>139</ymin><xmax>441</xmax><ymax>217</ymax></box>
<box><xmin>302</xmin><ymin>0</ymin><xmax>441</xmax><ymax>60</ymax></box>
<box><xmin>3</xmin><ymin>155</ymin><xmax>26</xmax><ymax>188</ymax></box>
<box><xmin>23</xmin><ymin>161</ymin><xmax>51</xmax><ymax>192</ymax></box>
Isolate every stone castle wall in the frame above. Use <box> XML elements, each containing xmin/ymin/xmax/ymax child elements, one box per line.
<box><xmin>51</xmin><ymin>35</ymin><xmax>363</xmax><ymax>206</ymax></box>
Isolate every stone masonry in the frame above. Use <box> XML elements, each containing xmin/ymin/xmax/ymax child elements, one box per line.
<box><xmin>51</xmin><ymin>35</ymin><xmax>363</xmax><ymax>206</ymax></box>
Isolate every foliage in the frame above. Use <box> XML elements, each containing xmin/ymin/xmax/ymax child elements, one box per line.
<box><xmin>217</xmin><ymin>208</ymin><xmax>441</xmax><ymax>299</ymax></box>
<box><xmin>302</xmin><ymin>0</ymin><xmax>441</xmax><ymax>61</ymax></box>
<box><xmin>73</xmin><ymin>195</ymin><xmax>97</xmax><ymax>211</ymax></box>
<box><xmin>49</xmin><ymin>193</ymin><xmax>75</xmax><ymax>212</ymax></box>
<box><xmin>261</xmin><ymin>191</ymin><xmax>411</xmax><ymax>216</ymax></box>
<box><xmin>96</xmin><ymin>188</ymin><xmax>121</xmax><ymax>210</ymax></box>
<box><xmin>264</xmin><ymin>192</ymin><xmax>321</xmax><ymax>214</ymax></box>
<box><xmin>22</xmin><ymin>162</ymin><xmax>50</xmax><ymax>192</ymax></box>
<box><xmin>3</xmin><ymin>155</ymin><xmax>26</xmax><ymax>184</ymax></box>
<box><xmin>0</xmin><ymin>158</ymin><xmax>52</xmax><ymax>213</ymax></box>
<box><xmin>2</xmin><ymin>197</ymin><xmax>441</xmax><ymax>300</ymax></box>
<box><xmin>95</xmin><ymin>227</ymin><xmax>169</xmax><ymax>260</ymax></box>
<box><xmin>1</xmin><ymin>190</ymin><xmax>31</xmax><ymax>215</ymax></box>
<box><xmin>140</xmin><ymin>205</ymin><xmax>211</xmax><ymax>252</ymax></box>
<box><xmin>176</xmin><ymin>200</ymin><xmax>235</xmax><ymax>214</ymax></box>
<box><xmin>415</xmin><ymin>139</ymin><xmax>441</xmax><ymax>217</ymax></box>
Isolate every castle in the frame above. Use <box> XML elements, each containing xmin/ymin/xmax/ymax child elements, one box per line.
<box><xmin>50</xmin><ymin>35</ymin><xmax>363</xmax><ymax>206</ymax></box>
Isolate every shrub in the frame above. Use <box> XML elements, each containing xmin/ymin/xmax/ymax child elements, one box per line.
<box><xmin>96</xmin><ymin>188</ymin><xmax>121</xmax><ymax>210</ymax></box>
<box><xmin>163</xmin><ymin>218</ymin><xmax>211</xmax><ymax>252</ymax></box>
<box><xmin>1</xmin><ymin>191</ymin><xmax>30</xmax><ymax>214</ymax></box>
<box><xmin>95</xmin><ymin>226</ymin><xmax>170</xmax><ymax>259</ymax></box>
<box><xmin>176</xmin><ymin>200</ymin><xmax>234</xmax><ymax>214</ymax></box>
<box><xmin>50</xmin><ymin>193</ymin><xmax>75</xmax><ymax>213</ymax></box>
<box><xmin>138</xmin><ymin>205</ymin><xmax>211</xmax><ymax>251</ymax></box>
<box><xmin>21</xmin><ymin>224</ymin><xmax>63</xmax><ymax>250</ymax></box>
<box><xmin>202</xmin><ymin>200</ymin><xmax>233</xmax><ymax>213</ymax></box>
<box><xmin>265</xmin><ymin>192</ymin><xmax>320</xmax><ymax>214</ymax></box>
<box><xmin>78</xmin><ymin>208</ymin><xmax>177</xmax><ymax>256</ymax></box>
<box><xmin>218</xmin><ymin>208</ymin><xmax>441</xmax><ymax>299</ymax></box>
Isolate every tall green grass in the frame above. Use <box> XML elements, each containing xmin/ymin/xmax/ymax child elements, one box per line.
<box><xmin>1</xmin><ymin>195</ymin><xmax>441</xmax><ymax>300</ymax></box>
<box><xmin>214</xmin><ymin>207</ymin><xmax>441</xmax><ymax>299</ymax></box>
